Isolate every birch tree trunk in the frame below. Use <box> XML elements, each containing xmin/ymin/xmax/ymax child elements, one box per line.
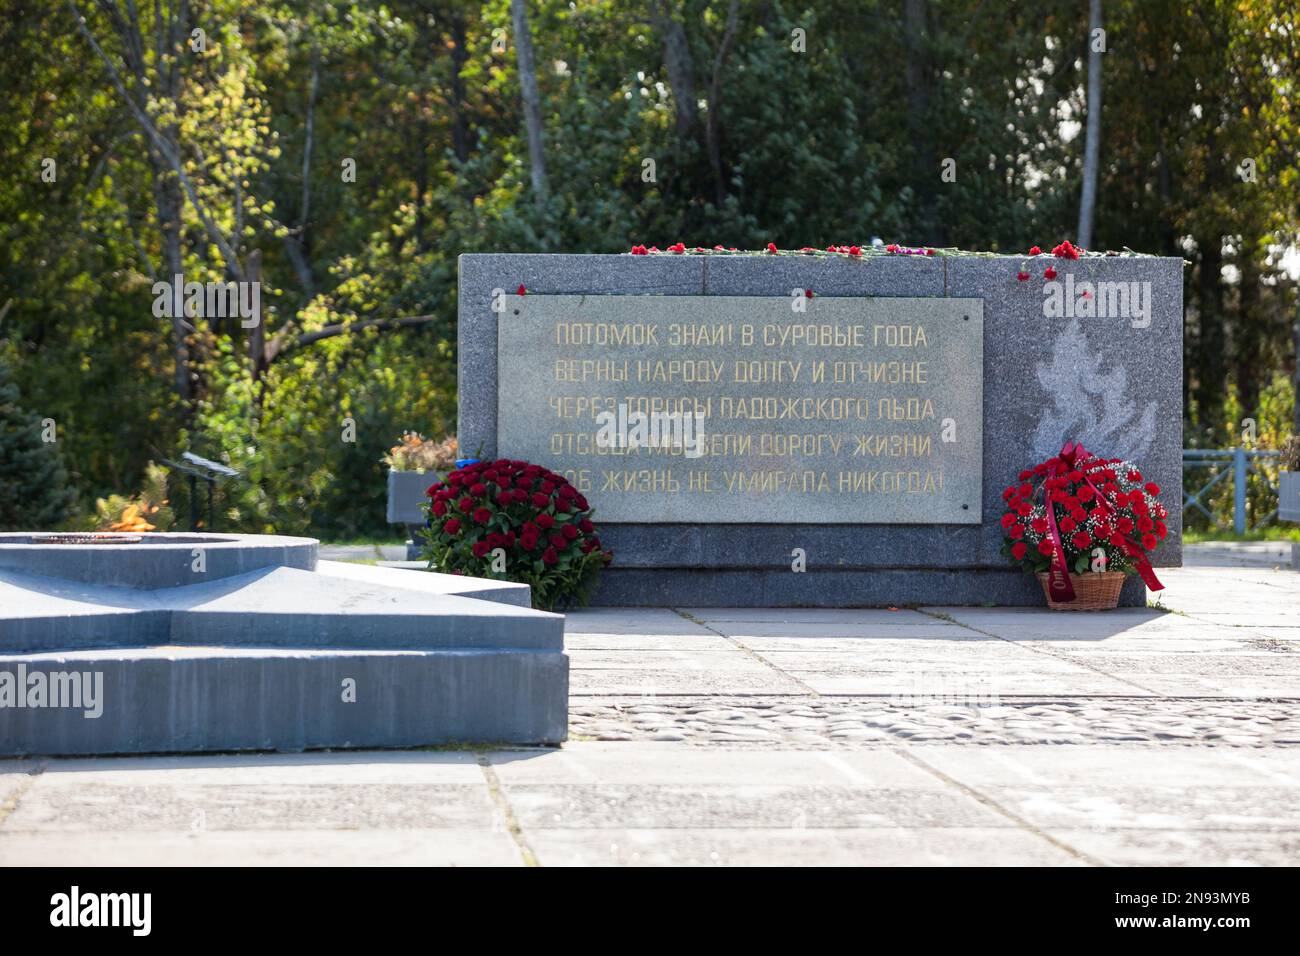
<box><xmin>510</xmin><ymin>0</ymin><xmax>548</xmax><ymax>201</ymax></box>
<box><xmin>1077</xmin><ymin>0</ymin><xmax>1103</xmax><ymax>249</ymax></box>
<box><xmin>655</xmin><ymin>2</ymin><xmax>697</xmax><ymax>139</ymax></box>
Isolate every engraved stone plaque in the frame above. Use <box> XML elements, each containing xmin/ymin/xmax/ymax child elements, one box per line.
<box><xmin>497</xmin><ymin>295</ymin><xmax>983</xmax><ymax>523</ymax></box>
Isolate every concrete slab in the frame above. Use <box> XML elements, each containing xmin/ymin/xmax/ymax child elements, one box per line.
<box><xmin>569</xmin><ymin>652</ymin><xmax>806</xmax><ymax>695</ymax></box>
<box><xmin>563</xmin><ymin>608</ymin><xmax>714</xmax><ymax>635</ymax></box>
<box><xmin>1113</xmin><ymin>675</ymin><xmax>1300</xmax><ymax>697</ymax></box>
<box><xmin>563</xmin><ymin>632</ymin><xmax>738</xmax><ymax>651</ymax></box>
<box><xmin>706</xmin><ymin>622</ymin><xmax>974</xmax><ymax>639</ymax></box>
<box><xmin>1176</xmin><ymin>612</ymin><xmax>1300</xmax><ymax>628</ymax></box>
<box><xmin>526</xmin><ymin>826</ymin><xmax>1083</xmax><ymax>866</ymax></box>
<box><xmin>925</xmin><ymin>606</ymin><xmax>1175</xmax><ymax>640</ymax></box>
<box><xmin>910</xmin><ymin>746</ymin><xmax>1300</xmax><ymax>830</ymax></box>
<box><xmin>0</xmin><ymin>829</ymin><xmax>523</xmax><ymax>867</ymax></box>
<box><xmin>29</xmin><ymin>750</ymin><xmax>487</xmax><ymax>785</ymax></box>
<box><xmin>731</xmin><ymin>630</ymin><xmax>979</xmax><ymax>651</ymax></box>
<box><xmin>501</xmin><ymin>782</ymin><xmax>1007</xmax><ymax>830</ymax></box>
<box><xmin>486</xmin><ymin>744</ymin><xmax>934</xmax><ymax>786</ymax></box>
<box><xmin>679</xmin><ymin>608</ymin><xmax>941</xmax><ymax>624</ymax></box>
<box><xmin>2</xmin><ymin>779</ymin><xmax>503</xmax><ymax>831</ymax></box>
<box><xmin>0</xmin><ymin>761</ymin><xmax>37</xmax><ymax>807</ymax></box>
<box><xmin>1184</xmin><ymin>540</ymin><xmax>1297</xmax><ymax>568</ymax></box>
<box><xmin>1039</xmin><ymin>828</ymin><xmax>1300</xmax><ymax>867</ymax></box>
<box><xmin>761</xmin><ymin>645</ymin><xmax>1151</xmax><ymax>697</ymax></box>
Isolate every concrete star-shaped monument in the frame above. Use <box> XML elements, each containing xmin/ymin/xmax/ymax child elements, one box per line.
<box><xmin>0</xmin><ymin>533</ymin><xmax>567</xmax><ymax>755</ymax></box>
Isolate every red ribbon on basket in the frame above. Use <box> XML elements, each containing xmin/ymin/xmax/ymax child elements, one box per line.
<box><xmin>1041</xmin><ymin>448</ymin><xmax>1076</xmax><ymax>603</ymax></box>
<box><xmin>1039</xmin><ymin>442</ymin><xmax>1164</xmax><ymax>602</ymax></box>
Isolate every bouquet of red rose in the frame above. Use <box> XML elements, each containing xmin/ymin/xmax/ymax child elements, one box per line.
<box><xmin>423</xmin><ymin>458</ymin><xmax>613</xmax><ymax>611</ymax></box>
<box><xmin>1001</xmin><ymin>442</ymin><xmax>1166</xmax><ymax>608</ymax></box>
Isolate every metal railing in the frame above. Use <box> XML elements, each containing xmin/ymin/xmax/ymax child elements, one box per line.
<box><xmin>1182</xmin><ymin>448</ymin><xmax>1282</xmax><ymax>533</ymax></box>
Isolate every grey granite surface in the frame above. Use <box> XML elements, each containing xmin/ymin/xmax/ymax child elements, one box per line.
<box><xmin>460</xmin><ymin>253</ymin><xmax>1184</xmax><ymax>606</ymax></box>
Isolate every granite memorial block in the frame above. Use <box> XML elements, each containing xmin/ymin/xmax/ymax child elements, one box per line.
<box><xmin>460</xmin><ymin>253</ymin><xmax>1184</xmax><ymax>607</ymax></box>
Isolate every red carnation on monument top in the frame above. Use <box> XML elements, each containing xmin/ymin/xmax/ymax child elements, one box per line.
<box><xmin>1029</xmin><ymin>245</ymin><xmax>1042</xmax><ymax>255</ymax></box>
<box><xmin>766</xmin><ymin>242</ymin><xmax>778</xmax><ymax>253</ymax></box>
<box><xmin>667</xmin><ymin>242</ymin><xmax>686</xmax><ymax>254</ymax></box>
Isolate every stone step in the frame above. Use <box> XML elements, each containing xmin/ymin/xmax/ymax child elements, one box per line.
<box><xmin>314</xmin><ymin>559</ymin><xmax>531</xmax><ymax>607</ymax></box>
<box><xmin>0</xmin><ymin>644</ymin><xmax>568</xmax><ymax>755</ymax></box>
<box><xmin>2</xmin><ymin>565</ymin><xmax>560</xmax><ymax>653</ymax></box>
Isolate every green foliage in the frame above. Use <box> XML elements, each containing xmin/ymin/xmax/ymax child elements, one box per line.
<box><xmin>0</xmin><ymin>357</ymin><xmax>76</xmax><ymax>530</ymax></box>
<box><xmin>1183</xmin><ymin>372</ymin><xmax>1296</xmax><ymax>533</ymax></box>
<box><xmin>0</xmin><ymin>0</ymin><xmax>1295</xmax><ymax>540</ymax></box>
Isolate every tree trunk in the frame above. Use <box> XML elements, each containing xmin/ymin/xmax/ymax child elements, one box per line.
<box><xmin>1077</xmin><ymin>0</ymin><xmax>1103</xmax><ymax>249</ymax></box>
<box><xmin>706</xmin><ymin>0</ymin><xmax>740</xmax><ymax>207</ymax></box>
<box><xmin>1193</xmin><ymin>235</ymin><xmax>1227</xmax><ymax>425</ymax></box>
<box><xmin>1293</xmin><ymin>284</ymin><xmax>1300</xmax><ymax>440</ymax></box>
<box><xmin>1235</xmin><ymin>248</ymin><xmax>1261</xmax><ymax>417</ymax></box>
<box><xmin>153</xmin><ymin>162</ymin><xmax>191</xmax><ymax>406</ymax></box>
<box><xmin>282</xmin><ymin>44</ymin><xmax>318</xmax><ymax>298</ymax></box>
<box><xmin>655</xmin><ymin>2</ymin><xmax>697</xmax><ymax>139</ymax></box>
<box><xmin>903</xmin><ymin>0</ymin><xmax>939</xmax><ymax>244</ymax></box>
<box><xmin>450</xmin><ymin>10</ymin><xmax>471</xmax><ymax>164</ymax></box>
<box><xmin>510</xmin><ymin>0</ymin><xmax>547</xmax><ymax>200</ymax></box>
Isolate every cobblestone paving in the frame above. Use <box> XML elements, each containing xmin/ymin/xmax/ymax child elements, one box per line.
<box><xmin>570</xmin><ymin>696</ymin><xmax>1300</xmax><ymax>747</ymax></box>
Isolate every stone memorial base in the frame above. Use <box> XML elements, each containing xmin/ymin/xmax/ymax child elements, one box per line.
<box><xmin>591</xmin><ymin>565</ymin><xmax>1149</xmax><ymax>608</ymax></box>
<box><xmin>459</xmin><ymin>252</ymin><xmax>1184</xmax><ymax>608</ymax></box>
<box><xmin>0</xmin><ymin>533</ymin><xmax>567</xmax><ymax>755</ymax></box>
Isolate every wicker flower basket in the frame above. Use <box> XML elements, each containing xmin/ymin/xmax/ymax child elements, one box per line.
<box><xmin>1036</xmin><ymin>571</ymin><xmax>1126</xmax><ymax>611</ymax></box>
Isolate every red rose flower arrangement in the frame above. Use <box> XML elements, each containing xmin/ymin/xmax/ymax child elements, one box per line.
<box><xmin>423</xmin><ymin>459</ymin><xmax>612</xmax><ymax>610</ymax></box>
<box><xmin>1001</xmin><ymin>442</ymin><xmax>1167</xmax><ymax>606</ymax></box>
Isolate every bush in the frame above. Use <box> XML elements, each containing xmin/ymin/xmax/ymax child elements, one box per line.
<box><xmin>0</xmin><ymin>358</ymin><xmax>76</xmax><ymax>530</ymax></box>
<box><xmin>422</xmin><ymin>459</ymin><xmax>613</xmax><ymax>611</ymax></box>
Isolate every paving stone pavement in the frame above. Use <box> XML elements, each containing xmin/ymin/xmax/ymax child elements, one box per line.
<box><xmin>570</xmin><ymin>697</ymin><xmax>1300</xmax><ymax>747</ymax></box>
<box><xmin>2</xmin><ymin>558</ymin><xmax>1299</xmax><ymax>866</ymax></box>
